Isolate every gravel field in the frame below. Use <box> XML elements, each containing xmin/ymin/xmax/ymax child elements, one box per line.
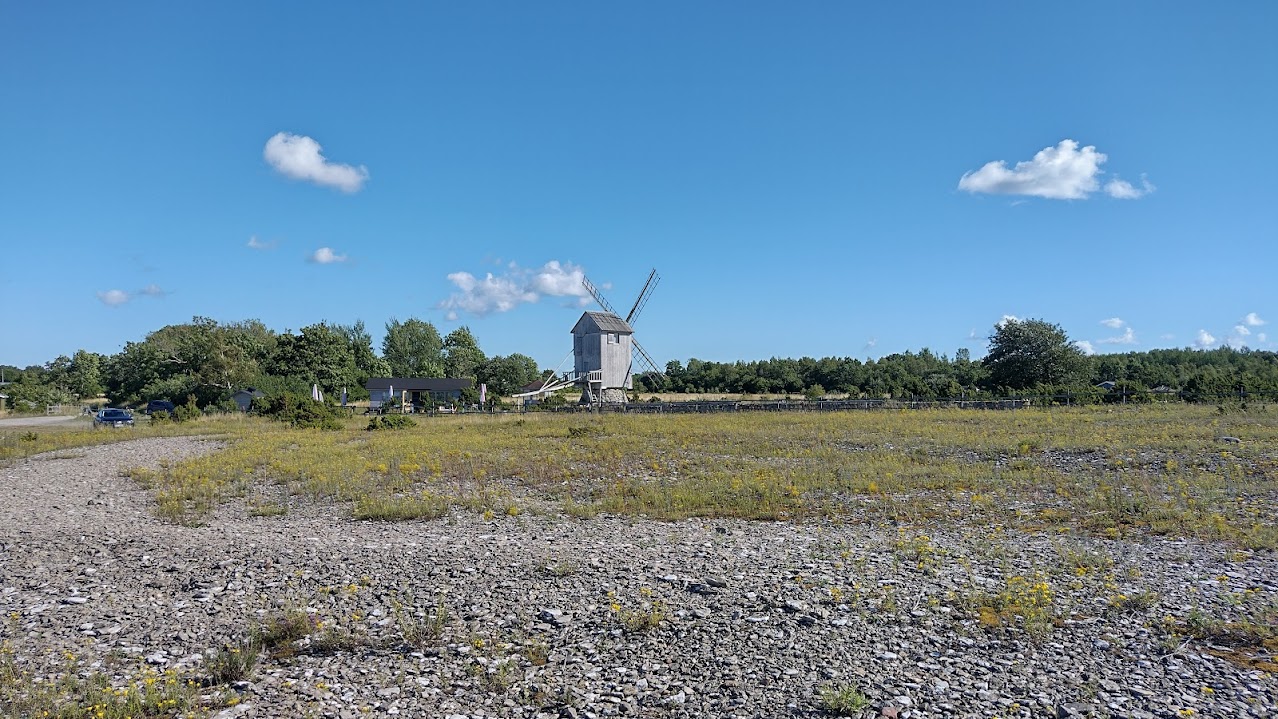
<box><xmin>1</xmin><ymin>437</ymin><xmax>1275</xmax><ymax>718</ymax></box>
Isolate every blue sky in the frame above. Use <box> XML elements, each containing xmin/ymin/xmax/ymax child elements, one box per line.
<box><xmin>2</xmin><ymin>2</ymin><xmax>1275</xmax><ymax>370</ymax></box>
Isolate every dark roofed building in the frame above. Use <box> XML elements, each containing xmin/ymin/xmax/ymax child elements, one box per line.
<box><xmin>231</xmin><ymin>388</ymin><xmax>265</xmax><ymax>412</ymax></box>
<box><xmin>366</xmin><ymin>377</ymin><xmax>473</xmax><ymax>411</ymax></box>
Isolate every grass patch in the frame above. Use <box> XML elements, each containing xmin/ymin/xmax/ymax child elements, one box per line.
<box><xmin>819</xmin><ymin>683</ymin><xmax>871</xmax><ymax>715</ymax></box>
<box><xmin>353</xmin><ymin>492</ymin><xmax>450</xmax><ymax>521</ymax></box>
<box><xmin>0</xmin><ymin>646</ymin><xmax>207</xmax><ymax>719</ymax></box>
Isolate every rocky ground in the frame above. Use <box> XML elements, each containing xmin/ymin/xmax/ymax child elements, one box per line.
<box><xmin>1</xmin><ymin>437</ymin><xmax>1275</xmax><ymax>718</ymax></box>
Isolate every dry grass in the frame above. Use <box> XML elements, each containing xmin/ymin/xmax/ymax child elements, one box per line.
<box><xmin>11</xmin><ymin>405</ymin><xmax>1274</xmax><ymax>547</ymax></box>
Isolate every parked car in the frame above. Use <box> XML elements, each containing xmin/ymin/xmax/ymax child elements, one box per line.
<box><xmin>145</xmin><ymin>399</ymin><xmax>176</xmax><ymax>415</ymax></box>
<box><xmin>93</xmin><ymin>408</ymin><xmax>135</xmax><ymax>428</ymax></box>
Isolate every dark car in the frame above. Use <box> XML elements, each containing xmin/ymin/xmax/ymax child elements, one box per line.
<box><xmin>145</xmin><ymin>400</ymin><xmax>176</xmax><ymax>415</ymax></box>
<box><xmin>93</xmin><ymin>408</ymin><xmax>135</xmax><ymax>428</ymax></box>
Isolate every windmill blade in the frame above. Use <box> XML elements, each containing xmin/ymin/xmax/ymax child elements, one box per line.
<box><xmin>631</xmin><ymin>338</ymin><xmax>662</xmax><ymax>376</ymax></box>
<box><xmin>624</xmin><ymin>269</ymin><xmax>660</xmax><ymax>325</ymax></box>
<box><xmin>581</xmin><ymin>275</ymin><xmax>620</xmax><ymax>316</ymax></box>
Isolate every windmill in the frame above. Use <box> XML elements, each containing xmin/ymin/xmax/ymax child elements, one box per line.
<box><xmin>571</xmin><ymin>269</ymin><xmax>663</xmax><ymax>403</ymax></box>
<box><xmin>509</xmin><ymin>269</ymin><xmax>664</xmax><ymax>405</ymax></box>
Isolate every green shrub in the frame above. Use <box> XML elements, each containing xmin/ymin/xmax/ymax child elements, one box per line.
<box><xmin>367</xmin><ymin>414</ymin><xmax>415</xmax><ymax>431</ymax></box>
<box><xmin>253</xmin><ymin>392</ymin><xmax>342</xmax><ymax>430</ymax></box>
<box><xmin>174</xmin><ymin>395</ymin><xmax>202</xmax><ymax>423</ymax></box>
<box><xmin>149</xmin><ymin>410</ymin><xmax>172</xmax><ymax>423</ymax></box>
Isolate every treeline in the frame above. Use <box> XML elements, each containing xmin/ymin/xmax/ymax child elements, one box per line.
<box><xmin>1</xmin><ymin>316</ymin><xmax>543</xmax><ymax>411</ymax></box>
<box><xmin>639</xmin><ymin>346</ymin><xmax>1278</xmax><ymax>401</ymax></box>
<box><xmin>5</xmin><ymin>316</ymin><xmax>1277</xmax><ymax>411</ymax></box>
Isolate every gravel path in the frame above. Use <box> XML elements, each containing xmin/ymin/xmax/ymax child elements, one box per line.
<box><xmin>2</xmin><ymin>437</ymin><xmax>1275</xmax><ymax>718</ymax></box>
<box><xmin>0</xmin><ymin>414</ymin><xmax>83</xmax><ymax>428</ymax></box>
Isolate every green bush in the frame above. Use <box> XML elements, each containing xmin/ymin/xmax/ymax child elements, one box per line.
<box><xmin>174</xmin><ymin>395</ymin><xmax>202</xmax><ymax>423</ymax></box>
<box><xmin>149</xmin><ymin>410</ymin><xmax>172</xmax><ymax>424</ymax></box>
<box><xmin>253</xmin><ymin>392</ymin><xmax>343</xmax><ymax>430</ymax></box>
<box><xmin>366</xmin><ymin>414</ymin><xmax>415</xmax><ymax>431</ymax></box>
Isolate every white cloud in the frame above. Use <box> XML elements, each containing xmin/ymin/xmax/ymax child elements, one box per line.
<box><xmin>438</xmin><ymin>260</ymin><xmax>590</xmax><ymax>319</ymax></box>
<box><xmin>97</xmin><ymin>289</ymin><xmax>131</xmax><ymax>307</ymax></box>
<box><xmin>1193</xmin><ymin>330</ymin><xmax>1217</xmax><ymax>349</ymax></box>
<box><xmin>1100</xmin><ymin>317</ymin><xmax>1125</xmax><ymax>329</ymax></box>
<box><xmin>1226</xmin><ymin>323</ymin><xmax>1258</xmax><ymax>349</ymax></box>
<box><xmin>1074</xmin><ymin>340</ymin><xmax>1096</xmax><ymax>355</ymax></box>
<box><xmin>1104</xmin><ymin>174</ymin><xmax>1155</xmax><ymax>199</ymax></box>
<box><xmin>264</xmin><ymin>132</ymin><xmax>368</xmax><ymax>193</ymax></box>
<box><xmin>247</xmin><ymin>235</ymin><xmax>275</xmax><ymax>250</ymax></box>
<box><xmin>1098</xmin><ymin>327</ymin><xmax>1136</xmax><ymax>345</ymax></box>
<box><xmin>959</xmin><ymin>139</ymin><xmax>1150</xmax><ymax>201</ymax></box>
<box><xmin>1259</xmin><ymin>333</ymin><xmax>1268</xmax><ymax>343</ymax></box>
<box><xmin>309</xmin><ymin>247</ymin><xmax>348</xmax><ymax>264</ymax></box>
<box><xmin>529</xmin><ymin>260</ymin><xmax>591</xmax><ymax>301</ymax></box>
<box><xmin>1243</xmin><ymin>312</ymin><xmax>1266</xmax><ymax>326</ymax></box>
<box><xmin>96</xmin><ymin>284</ymin><xmax>168</xmax><ymax>306</ymax></box>
<box><xmin>863</xmin><ymin>338</ymin><xmax>878</xmax><ymax>350</ymax></box>
<box><xmin>1160</xmin><ymin>333</ymin><xmax>1176</xmax><ymax>340</ymax></box>
<box><xmin>996</xmin><ymin>314</ymin><xmax>1021</xmax><ymax>327</ymax></box>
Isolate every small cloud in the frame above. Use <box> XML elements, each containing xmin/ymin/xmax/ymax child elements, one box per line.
<box><xmin>958</xmin><ymin>139</ymin><xmax>1150</xmax><ymax>201</ymax></box>
<box><xmin>247</xmin><ymin>235</ymin><xmax>276</xmax><ymax>250</ymax></box>
<box><xmin>1160</xmin><ymin>333</ymin><xmax>1176</xmax><ymax>341</ymax></box>
<box><xmin>1243</xmin><ymin>312</ymin><xmax>1266</xmax><ymax>327</ymax></box>
<box><xmin>1100</xmin><ymin>317</ymin><xmax>1125</xmax><ymax>329</ymax></box>
<box><xmin>966</xmin><ymin>328</ymin><xmax>980</xmax><ymax>341</ymax></box>
<box><xmin>96</xmin><ymin>284</ymin><xmax>169</xmax><ymax>306</ymax></box>
<box><xmin>437</xmin><ymin>260</ymin><xmax>593</xmax><ymax>318</ymax></box>
<box><xmin>1104</xmin><ymin>174</ymin><xmax>1155</xmax><ymax>199</ymax></box>
<box><xmin>1226</xmin><ymin>323</ymin><xmax>1257</xmax><ymax>349</ymax></box>
<box><xmin>1074</xmin><ymin>340</ymin><xmax>1096</xmax><ymax>356</ymax></box>
<box><xmin>264</xmin><ymin>132</ymin><xmax>368</xmax><ymax>193</ymax></box>
<box><xmin>1193</xmin><ymin>329</ymin><xmax>1217</xmax><ymax>349</ymax></box>
<box><xmin>996</xmin><ymin>314</ymin><xmax>1021</xmax><ymax>327</ymax></box>
<box><xmin>97</xmin><ymin>289</ymin><xmax>131</xmax><ymax>307</ymax></box>
<box><xmin>1259</xmin><ymin>332</ymin><xmax>1268</xmax><ymax>343</ymax></box>
<box><xmin>309</xmin><ymin>247</ymin><xmax>348</xmax><ymax>264</ymax></box>
<box><xmin>1099</xmin><ymin>327</ymin><xmax>1137</xmax><ymax>345</ymax></box>
<box><xmin>863</xmin><ymin>338</ymin><xmax>878</xmax><ymax>350</ymax></box>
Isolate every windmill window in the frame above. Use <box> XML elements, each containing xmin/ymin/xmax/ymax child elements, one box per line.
<box><xmin>609</xmin><ymin>333</ymin><xmax>618</xmax><ymax>344</ymax></box>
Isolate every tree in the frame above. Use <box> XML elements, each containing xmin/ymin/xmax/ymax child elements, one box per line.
<box><xmin>336</xmin><ymin>320</ymin><xmax>391</xmax><ymax>392</ymax></box>
<box><xmin>67</xmin><ymin>349</ymin><xmax>104</xmax><ymax>398</ymax></box>
<box><xmin>981</xmin><ymin>318</ymin><xmax>1088</xmax><ymax>391</ymax></box>
<box><xmin>442</xmin><ymin>326</ymin><xmax>486</xmax><ymax>379</ymax></box>
<box><xmin>476</xmin><ymin>354</ymin><xmax>541</xmax><ymax>397</ymax></box>
<box><xmin>271</xmin><ymin>323</ymin><xmax>360</xmax><ymax>395</ymax></box>
<box><xmin>382</xmin><ymin>318</ymin><xmax>443</xmax><ymax>377</ymax></box>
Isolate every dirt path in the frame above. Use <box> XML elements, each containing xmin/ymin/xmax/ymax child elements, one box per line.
<box><xmin>0</xmin><ymin>414</ymin><xmax>83</xmax><ymax>428</ymax></box>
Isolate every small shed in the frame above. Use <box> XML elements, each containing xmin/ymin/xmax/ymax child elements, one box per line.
<box><xmin>231</xmin><ymin>388</ymin><xmax>265</xmax><ymax>412</ymax></box>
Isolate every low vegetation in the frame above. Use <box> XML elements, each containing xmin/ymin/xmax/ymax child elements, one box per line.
<box><xmin>19</xmin><ymin>405</ymin><xmax>1259</xmax><ymax>552</ymax></box>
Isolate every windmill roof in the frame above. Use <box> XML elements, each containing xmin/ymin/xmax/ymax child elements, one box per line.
<box><xmin>572</xmin><ymin>311</ymin><xmax>634</xmax><ymax>335</ymax></box>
